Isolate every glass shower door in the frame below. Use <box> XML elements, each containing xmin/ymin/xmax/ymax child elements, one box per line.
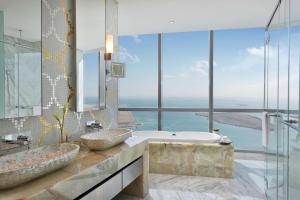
<box><xmin>265</xmin><ymin>0</ymin><xmax>289</xmax><ymax>198</ymax></box>
<box><xmin>265</xmin><ymin>0</ymin><xmax>300</xmax><ymax>199</ymax></box>
<box><xmin>265</xmin><ymin>7</ymin><xmax>280</xmax><ymax>198</ymax></box>
<box><xmin>288</xmin><ymin>0</ymin><xmax>300</xmax><ymax>198</ymax></box>
<box><xmin>277</xmin><ymin>1</ymin><xmax>290</xmax><ymax>198</ymax></box>
<box><xmin>288</xmin><ymin>126</ymin><xmax>300</xmax><ymax>199</ymax></box>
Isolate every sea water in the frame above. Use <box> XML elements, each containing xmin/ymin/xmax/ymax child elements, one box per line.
<box><xmin>119</xmin><ymin>97</ymin><xmax>263</xmax><ymax>151</ymax></box>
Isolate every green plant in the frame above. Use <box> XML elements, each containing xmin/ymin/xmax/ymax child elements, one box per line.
<box><xmin>53</xmin><ymin>102</ymin><xmax>68</xmax><ymax>143</ymax></box>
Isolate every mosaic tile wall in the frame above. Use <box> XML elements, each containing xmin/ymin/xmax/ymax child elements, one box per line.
<box><xmin>0</xmin><ymin>0</ymin><xmax>119</xmax><ymax>145</ymax></box>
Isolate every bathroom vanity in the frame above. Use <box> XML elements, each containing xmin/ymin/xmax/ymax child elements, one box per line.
<box><xmin>0</xmin><ymin>137</ymin><xmax>149</xmax><ymax>200</ymax></box>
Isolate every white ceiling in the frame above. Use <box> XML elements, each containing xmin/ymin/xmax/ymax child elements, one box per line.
<box><xmin>0</xmin><ymin>0</ymin><xmax>41</xmax><ymax>42</ymax></box>
<box><xmin>0</xmin><ymin>0</ymin><xmax>286</xmax><ymax>44</ymax></box>
<box><xmin>117</xmin><ymin>0</ymin><xmax>278</xmax><ymax>36</ymax></box>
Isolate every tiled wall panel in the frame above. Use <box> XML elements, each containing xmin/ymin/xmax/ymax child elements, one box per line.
<box><xmin>0</xmin><ymin>0</ymin><xmax>118</xmax><ymax>145</ymax></box>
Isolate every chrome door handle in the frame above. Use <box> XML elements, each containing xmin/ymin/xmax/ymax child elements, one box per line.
<box><xmin>267</xmin><ymin>113</ymin><xmax>281</xmax><ymax>117</ymax></box>
<box><xmin>284</xmin><ymin>119</ymin><xmax>298</xmax><ymax>124</ymax></box>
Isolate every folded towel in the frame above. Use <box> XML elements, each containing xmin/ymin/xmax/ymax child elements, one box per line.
<box><xmin>262</xmin><ymin>112</ymin><xmax>269</xmax><ymax>147</ymax></box>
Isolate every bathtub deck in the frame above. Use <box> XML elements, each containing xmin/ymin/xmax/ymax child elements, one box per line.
<box><xmin>114</xmin><ymin>152</ymin><xmax>266</xmax><ymax>200</ymax></box>
<box><xmin>149</xmin><ymin>141</ymin><xmax>234</xmax><ymax>178</ymax></box>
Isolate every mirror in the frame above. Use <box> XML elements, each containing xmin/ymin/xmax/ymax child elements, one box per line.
<box><xmin>75</xmin><ymin>0</ymin><xmax>106</xmax><ymax>112</ymax></box>
<box><xmin>0</xmin><ymin>0</ymin><xmax>42</xmax><ymax>119</ymax></box>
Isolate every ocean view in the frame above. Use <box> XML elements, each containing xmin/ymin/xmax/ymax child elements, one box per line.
<box><xmin>119</xmin><ymin>97</ymin><xmax>263</xmax><ymax>151</ymax></box>
<box><xmin>116</xmin><ymin>29</ymin><xmax>267</xmax><ymax>151</ymax></box>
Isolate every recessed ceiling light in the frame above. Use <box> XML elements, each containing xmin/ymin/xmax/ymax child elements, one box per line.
<box><xmin>169</xmin><ymin>19</ymin><xmax>175</xmax><ymax>24</ymax></box>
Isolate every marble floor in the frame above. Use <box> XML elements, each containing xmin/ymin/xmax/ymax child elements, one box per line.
<box><xmin>114</xmin><ymin>152</ymin><xmax>266</xmax><ymax>200</ymax></box>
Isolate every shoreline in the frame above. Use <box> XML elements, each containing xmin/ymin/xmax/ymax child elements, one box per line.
<box><xmin>195</xmin><ymin>112</ymin><xmax>262</xmax><ymax>130</ymax></box>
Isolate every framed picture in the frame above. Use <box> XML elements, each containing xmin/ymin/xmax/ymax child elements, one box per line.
<box><xmin>111</xmin><ymin>62</ymin><xmax>126</xmax><ymax>78</ymax></box>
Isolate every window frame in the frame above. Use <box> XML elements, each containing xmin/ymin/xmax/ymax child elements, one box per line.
<box><xmin>118</xmin><ymin>31</ymin><xmax>280</xmax><ymax>152</ymax></box>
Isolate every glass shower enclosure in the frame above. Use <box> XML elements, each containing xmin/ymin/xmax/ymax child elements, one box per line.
<box><xmin>265</xmin><ymin>0</ymin><xmax>300</xmax><ymax>199</ymax></box>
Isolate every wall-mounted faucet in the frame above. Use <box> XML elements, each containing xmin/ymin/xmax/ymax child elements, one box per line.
<box><xmin>1</xmin><ymin>134</ymin><xmax>31</xmax><ymax>146</ymax></box>
<box><xmin>85</xmin><ymin>120</ymin><xmax>103</xmax><ymax>132</ymax></box>
<box><xmin>0</xmin><ymin>133</ymin><xmax>32</xmax><ymax>156</ymax></box>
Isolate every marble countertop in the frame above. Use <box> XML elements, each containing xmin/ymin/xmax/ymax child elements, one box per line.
<box><xmin>0</xmin><ymin>136</ymin><xmax>147</xmax><ymax>200</ymax></box>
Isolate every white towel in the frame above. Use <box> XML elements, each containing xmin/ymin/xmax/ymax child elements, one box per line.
<box><xmin>262</xmin><ymin>112</ymin><xmax>269</xmax><ymax>147</ymax></box>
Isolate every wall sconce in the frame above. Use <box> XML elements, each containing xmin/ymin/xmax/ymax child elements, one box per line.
<box><xmin>105</xmin><ymin>34</ymin><xmax>114</xmax><ymax>60</ymax></box>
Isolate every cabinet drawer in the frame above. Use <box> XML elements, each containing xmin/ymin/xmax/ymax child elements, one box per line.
<box><xmin>122</xmin><ymin>158</ymin><xmax>143</xmax><ymax>188</ymax></box>
<box><xmin>81</xmin><ymin>173</ymin><xmax>122</xmax><ymax>200</ymax></box>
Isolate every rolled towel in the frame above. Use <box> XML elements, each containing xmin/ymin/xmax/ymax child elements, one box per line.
<box><xmin>262</xmin><ymin>112</ymin><xmax>269</xmax><ymax>147</ymax></box>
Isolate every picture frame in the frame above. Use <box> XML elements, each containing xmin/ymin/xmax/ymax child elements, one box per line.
<box><xmin>111</xmin><ymin>62</ymin><xmax>126</xmax><ymax>78</ymax></box>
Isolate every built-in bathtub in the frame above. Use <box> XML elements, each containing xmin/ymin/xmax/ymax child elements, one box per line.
<box><xmin>133</xmin><ymin>131</ymin><xmax>234</xmax><ymax>178</ymax></box>
<box><xmin>133</xmin><ymin>131</ymin><xmax>221</xmax><ymax>143</ymax></box>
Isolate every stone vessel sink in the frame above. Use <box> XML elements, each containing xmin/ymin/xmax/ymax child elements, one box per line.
<box><xmin>80</xmin><ymin>129</ymin><xmax>132</xmax><ymax>150</ymax></box>
<box><xmin>0</xmin><ymin>143</ymin><xmax>79</xmax><ymax>189</ymax></box>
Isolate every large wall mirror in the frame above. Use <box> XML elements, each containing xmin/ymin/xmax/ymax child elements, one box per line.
<box><xmin>0</xmin><ymin>0</ymin><xmax>42</xmax><ymax>119</ymax></box>
<box><xmin>75</xmin><ymin>0</ymin><xmax>106</xmax><ymax>112</ymax></box>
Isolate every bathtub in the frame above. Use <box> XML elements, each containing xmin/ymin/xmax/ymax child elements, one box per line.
<box><xmin>132</xmin><ymin>131</ymin><xmax>234</xmax><ymax>178</ymax></box>
<box><xmin>133</xmin><ymin>131</ymin><xmax>221</xmax><ymax>143</ymax></box>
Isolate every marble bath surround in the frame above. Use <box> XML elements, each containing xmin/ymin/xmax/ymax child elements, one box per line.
<box><xmin>135</xmin><ymin>131</ymin><xmax>234</xmax><ymax>178</ymax></box>
<box><xmin>150</xmin><ymin>142</ymin><xmax>234</xmax><ymax>178</ymax></box>
<box><xmin>0</xmin><ymin>137</ymin><xmax>149</xmax><ymax>200</ymax></box>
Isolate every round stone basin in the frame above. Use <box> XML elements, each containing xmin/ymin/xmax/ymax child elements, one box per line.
<box><xmin>80</xmin><ymin>129</ymin><xmax>132</xmax><ymax>151</ymax></box>
<box><xmin>0</xmin><ymin>143</ymin><xmax>80</xmax><ymax>190</ymax></box>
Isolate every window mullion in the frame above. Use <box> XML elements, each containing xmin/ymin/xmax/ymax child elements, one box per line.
<box><xmin>208</xmin><ymin>30</ymin><xmax>214</xmax><ymax>132</ymax></box>
<box><xmin>158</xmin><ymin>33</ymin><xmax>162</xmax><ymax>130</ymax></box>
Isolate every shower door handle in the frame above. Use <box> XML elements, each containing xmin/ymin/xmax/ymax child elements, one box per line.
<box><xmin>267</xmin><ymin>113</ymin><xmax>281</xmax><ymax>117</ymax></box>
<box><xmin>284</xmin><ymin>119</ymin><xmax>298</xmax><ymax>124</ymax></box>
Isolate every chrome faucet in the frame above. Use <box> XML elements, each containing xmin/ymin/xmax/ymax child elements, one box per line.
<box><xmin>0</xmin><ymin>133</ymin><xmax>32</xmax><ymax>156</ymax></box>
<box><xmin>1</xmin><ymin>134</ymin><xmax>31</xmax><ymax>146</ymax></box>
<box><xmin>85</xmin><ymin>120</ymin><xmax>103</xmax><ymax>132</ymax></box>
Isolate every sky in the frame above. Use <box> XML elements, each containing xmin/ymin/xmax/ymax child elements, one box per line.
<box><xmin>119</xmin><ymin>28</ymin><xmax>267</xmax><ymax>107</ymax></box>
<box><xmin>83</xmin><ymin>52</ymin><xmax>99</xmax><ymax>98</ymax></box>
<box><xmin>80</xmin><ymin>26</ymin><xmax>300</xmax><ymax>109</ymax></box>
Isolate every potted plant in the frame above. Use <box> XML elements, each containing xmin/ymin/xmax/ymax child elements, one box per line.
<box><xmin>53</xmin><ymin>102</ymin><xmax>68</xmax><ymax>143</ymax></box>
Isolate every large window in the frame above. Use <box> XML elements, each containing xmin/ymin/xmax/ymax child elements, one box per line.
<box><xmin>162</xmin><ymin>112</ymin><xmax>208</xmax><ymax>131</ymax></box>
<box><xmin>289</xmin><ymin>12</ymin><xmax>300</xmax><ymax>124</ymax></box>
<box><xmin>213</xmin><ymin>112</ymin><xmax>263</xmax><ymax>150</ymax></box>
<box><xmin>214</xmin><ymin>28</ymin><xmax>264</xmax><ymax>108</ymax></box>
<box><xmin>119</xmin><ymin>28</ymin><xmax>265</xmax><ymax>151</ymax></box>
<box><xmin>161</xmin><ymin>31</ymin><xmax>209</xmax><ymax>131</ymax></box>
<box><xmin>162</xmin><ymin>32</ymin><xmax>209</xmax><ymax>108</ymax></box>
<box><xmin>118</xmin><ymin>111</ymin><xmax>158</xmax><ymax>131</ymax></box>
<box><xmin>213</xmin><ymin>28</ymin><xmax>265</xmax><ymax>150</ymax></box>
<box><xmin>119</xmin><ymin>34</ymin><xmax>158</xmax><ymax>108</ymax></box>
